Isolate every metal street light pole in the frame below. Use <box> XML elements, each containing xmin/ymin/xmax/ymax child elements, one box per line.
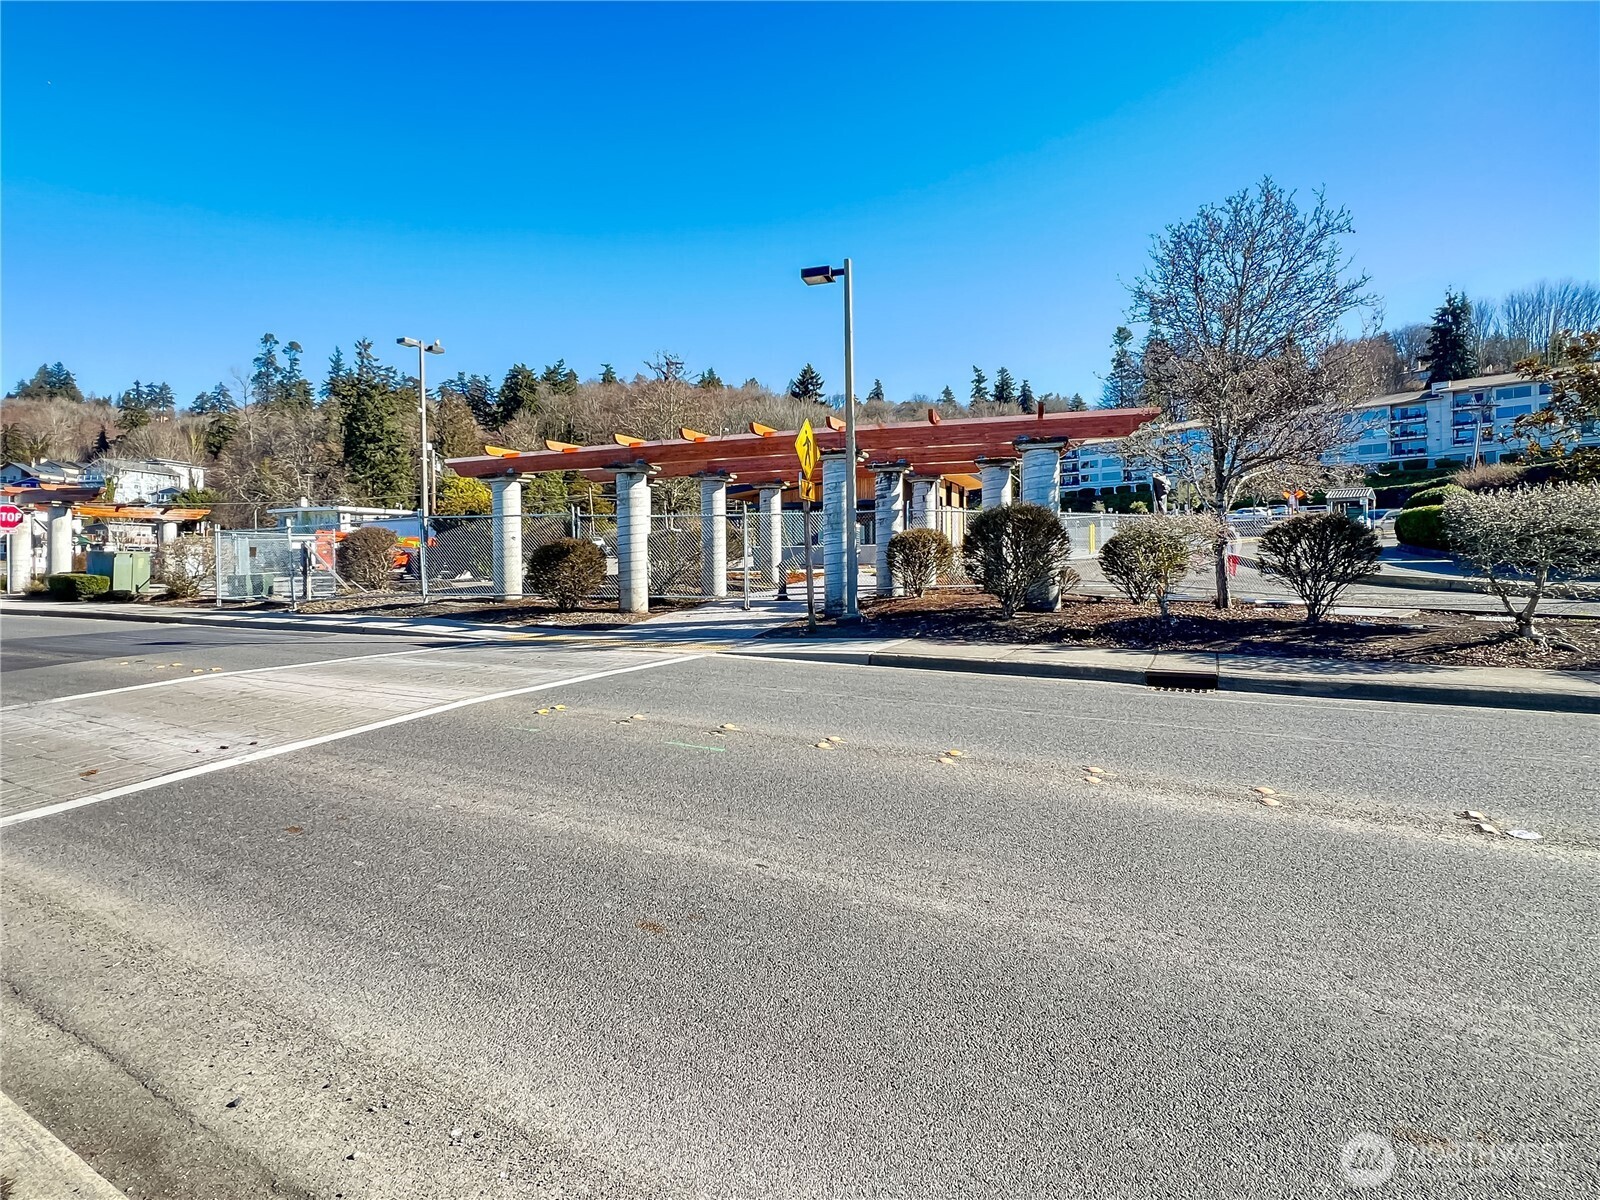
<box><xmin>800</xmin><ymin>260</ymin><xmax>859</xmax><ymax>620</ymax></box>
<box><xmin>397</xmin><ymin>336</ymin><xmax>444</xmax><ymax>601</ymax></box>
<box><xmin>841</xmin><ymin>257</ymin><xmax>858</xmax><ymax>620</ymax></box>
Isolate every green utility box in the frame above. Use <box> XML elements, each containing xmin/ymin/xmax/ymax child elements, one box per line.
<box><xmin>85</xmin><ymin>550</ymin><xmax>154</xmax><ymax>594</ymax></box>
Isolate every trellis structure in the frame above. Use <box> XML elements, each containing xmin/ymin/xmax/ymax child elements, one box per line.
<box><xmin>446</xmin><ymin>406</ymin><xmax>1158</xmax><ymax>613</ymax></box>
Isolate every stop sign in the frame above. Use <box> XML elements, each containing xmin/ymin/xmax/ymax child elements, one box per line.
<box><xmin>0</xmin><ymin>504</ymin><xmax>24</xmax><ymax>533</ymax></box>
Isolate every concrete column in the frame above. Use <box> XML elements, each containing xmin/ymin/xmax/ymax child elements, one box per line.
<box><xmin>698</xmin><ymin>475</ymin><xmax>728</xmax><ymax>598</ymax></box>
<box><xmin>47</xmin><ymin>505</ymin><xmax>73</xmax><ymax>576</ymax></box>
<box><xmin>1018</xmin><ymin>440</ymin><xmax>1066</xmax><ymax>509</ymax></box>
<box><xmin>820</xmin><ymin>450</ymin><xmax>851</xmax><ymax>617</ymax></box>
<box><xmin>6</xmin><ymin>518</ymin><xmax>35</xmax><ymax>594</ymax></box>
<box><xmin>489</xmin><ymin>476</ymin><xmax>523</xmax><ymax>599</ymax></box>
<box><xmin>158</xmin><ymin>520</ymin><xmax>179</xmax><ymax>546</ymax></box>
<box><xmin>978</xmin><ymin>458</ymin><xmax>1015</xmax><ymax>510</ymax></box>
<box><xmin>872</xmin><ymin>466</ymin><xmax>909</xmax><ymax>597</ymax></box>
<box><xmin>756</xmin><ymin>486</ymin><xmax>783</xmax><ymax>586</ymax></box>
<box><xmin>1017</xmin><ymin>439</ymin><xmax>1068</xmax><ymax>611</ymax></box>
<box><xmin>615</xmin><ymin>467</ymin><xmax>653</xmax><ymax>613</ymax></box>
<box><xmin>908</xmin><ymin>475</ymin><xmax>941</xmax><ymax>531</ymax></box>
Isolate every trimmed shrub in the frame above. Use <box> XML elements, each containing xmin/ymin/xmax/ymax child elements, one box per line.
<box><xmin>527</xmin><ymin>538</ymin><xmax>605</xmax><ymax>609</ymax></box>
<box><xmin>1098</xmin><ymin>516</ymin><xmax>1214</xmax><ymax>618</ymax></box>
<box><xmin>887</xmin><ymin>528</ymin><xmax>954</xmax><ymax>597</ymax></box>
<box><xmin>1404</xmin><ymin>483</ymin><xmax>1469</xmax><ymax>509</ymax></box>
<box><xmin>961</xmin><ymin>503</ymin><xmax>1076</xmax><ymax>616</ymax></box>
<box><xmin>46</xmin><ymin>572</ymin><xmax>111</xmax><ymax>601</ymax></box>
<box><xmin>1394</xmin><ymin>505</ymin><xmax>1449</xmax><ymax>549</ymax></box>
<box><xmin>1259</xmin><ymin>513</ymin><xmax>1383</xmax><ymax>624</ymax></box>
<box><xmin>337</xmin><ymin>526</ymin><xmax>399</xmax><ymax>590</ymax></box>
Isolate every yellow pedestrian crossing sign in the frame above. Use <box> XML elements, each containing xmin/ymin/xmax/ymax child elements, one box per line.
<box><xmin>795</xmin><ymin>418</ymin><xmax>819</xmax><ymax>480</ymax></box>
<box><xmin>799</xmin><ymin>479</ymin><xmax>821</xmax><ymax>503</ymax></box>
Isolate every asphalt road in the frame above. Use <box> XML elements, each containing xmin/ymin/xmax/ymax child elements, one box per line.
<box><xmin>2</xmin><ymin>616</ymin><xmax>1596</xmax><ymax>1199</ymax></box>
<box><xmin>0</xmin><ymin>615</ymin><xmax>443</xmax><ymax>706</ymax></box>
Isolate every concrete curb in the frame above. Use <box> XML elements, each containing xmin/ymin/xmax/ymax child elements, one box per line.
<box><xmin>10</xmin><ymin>601</ymin><xmax>1596</xmax><ymax>715</ymax></box>
<box><xmin>738</xmin><ymin>644</ymin><xmax>1600</xmax><ymax>715</ymax></box>
<box><xmin>1</xmin><ymin>1092</ymin><xmax>128</xmax><ymax>1199</ymax></box>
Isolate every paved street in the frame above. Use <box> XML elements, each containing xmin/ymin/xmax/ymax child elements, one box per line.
<box><xmin>2</xmin><ymin>613</ymin><xmax>1596</xmax><ymax>1199</ymax></box>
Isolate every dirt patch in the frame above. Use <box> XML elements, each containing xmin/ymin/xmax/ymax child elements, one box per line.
<box><xmin>771</xmin><ymin>588</ymin><xmax>1600</xmax><ymax>670</ymax></box>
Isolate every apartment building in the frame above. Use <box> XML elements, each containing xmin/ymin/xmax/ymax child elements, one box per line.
<box><xmin>1061</xmin><ymin>373</ymin><xmax>1587</xmax><ymax>499</ymax></box>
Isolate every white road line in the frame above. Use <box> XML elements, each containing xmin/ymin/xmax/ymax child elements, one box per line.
<box><xmin>3</xmin><ymin>643</ymin><xmax>477</xmax><ymax>709</ymax></box>
<box><xmin>0</xmin><ymin>652</ymin><xmax>706</xmax><ymax>828</ymax></box>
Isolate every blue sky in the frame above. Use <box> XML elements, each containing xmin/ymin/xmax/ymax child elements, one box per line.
<box><xmin>3</xmin><ymin>2</ymin><xmax>1596</xmax><ymax>408</ymax></box>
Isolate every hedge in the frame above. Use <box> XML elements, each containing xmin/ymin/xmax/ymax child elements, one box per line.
<box><xmin>1403</xmin><ymin>483</ymin><xmax>1469</xmax><ymax>510</ymax></box>
<box><xmin>46</xmin><ymin>572</ymin><xmax>111</xmax><ymax>601</ymax></box>
<box><xmin>1393</xmin><ymin>505</ymin><xmax>1450</xmax><ymax>550</ymax></box>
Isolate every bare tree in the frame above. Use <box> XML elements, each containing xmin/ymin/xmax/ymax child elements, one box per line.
<box><xmin>1502</xmin><ymin>280</ymin><xmax>1600</xmax><ymax>363</ymax></box>
<box><xmin>1125</xmin><ymin>177</ymin><xmax>1376</xmax><ymax>606</ymax></box>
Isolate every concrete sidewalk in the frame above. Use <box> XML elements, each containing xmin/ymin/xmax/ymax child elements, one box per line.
<box><xmin>730</xmin><ymin>635</ymin><xmax>1600</xmax><ymax>714</ymax></box>
<box><xmin>1</xmin><ymin>1092</ymin><xmax>127</xmax><ymax>1199</ymax></box>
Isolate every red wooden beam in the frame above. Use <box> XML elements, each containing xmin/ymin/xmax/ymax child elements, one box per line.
<box><xmin>447</xmin><ymin>407</ymin><xmax>1156</xmax><ymax>480</ymax></box>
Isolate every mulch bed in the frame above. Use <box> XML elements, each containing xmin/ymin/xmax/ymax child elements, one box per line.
<box><xmin>770</xmin><ymin>588</ymin><xmax>1600</xmax><ymax>671</ymax></box>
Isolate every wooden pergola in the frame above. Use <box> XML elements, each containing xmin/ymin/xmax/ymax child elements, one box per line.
<box><xmin>445</xmin><ymin>406</ymin><xmax>1158</xmax><ymax>487</ymax></box>
<box><xmin>443</xmin><ymin>405</ymin><xmax>1159</xmax><ymax>616</ymax></box>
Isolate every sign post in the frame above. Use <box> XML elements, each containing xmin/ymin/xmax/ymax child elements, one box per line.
<box><xmin>795</xmin><ymin>420</ymin><xmax>820</xmax><ymax>630</ymax></box>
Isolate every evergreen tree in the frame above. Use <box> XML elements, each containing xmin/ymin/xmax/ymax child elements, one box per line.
<box><xmin>697</xmin><ymin>367</ymin><xmax>724</xmax><ymax>390</ymax></box>
<box><xmin>322</xmin><ymin>347</ymin><xmax>350</xmax><ymax>401</ymax></box>
<box><xmin>788</xmin><ymin>363</ymin><xmax>825</xmax><ymax>403</ymax></box>
<box><xmin>191</xmin><ymin>382</ymin><xmax>237</xmax><ymax>415</ymax></box>
<box><xmin>599</xmin><ymin>363</ymin><xmax>619</xmax><ymax>385</ymax></box>
<box><xmin>93</xmin><ymin>425</ymin><xmax>114</xmax><ymax>456</ymax></box>
<box><xmin>1067</xmin><ymin>392</ymin><xmax>1088</xmax><ymax>411</ymax></box>
<box><xmin>438</xmin><ymin>372</ymin><xmax>499</xmax><ymax>429</ymax></box>
<box><xmin>250</xmin><ymin>333</ymin><xmax>282</xmax><ymax>405</ymax></box>
<box><xmin>867</xmin><ymin>379</ymin><xmax>886</xmax><ymax>403</ymax></box>
<box><xmin>117</xmin><ymin>381</ymin><xmax>153</xmax><ymax>431</ymax></box>
<box><xmin>204</xmin><ymin>410</ymin><xmax>239</xmax><ymax>458</ymax></box>
<box><xmin>939</xmin><ymin>385</ymin><xmax>956</xmax><ymax>406</ymax></box>
<box><xmin>433</xmin><ymin>391</ymin><xmax>482</xmax><ymax>459</ymax></box>
<box><xmin>970</xmin><ymin>366</ymin><xmax>989</xmax><ymax>404</ymax></box>
<box><xmin>338</xmin><ymin>338</ymin><xmax>413</xmax><ymax>506</ymax></box>
<box><xmin>280</xmin><ymin>341</ymin><xmax>314</xmax><ymax>409</ymax></box>
<box><xmin>12</xmin><ymin>362</ymin><xmax>84</xmax><ymax>402</ymax></box>
<box><xmin>151</xmin><ymin>382</ymin><xmax>176</xmax><ymax>416</ymax></box>
<box><xmin>1019</xmin><ymin>379</ymin><xmax>1036</xmax><ymax>414</ymax></box>
<box><xmin>1421</xmin><ymin>290</ymin><xmax>1478</xmax><ymax>385</ymax></box>
<box><xmin>993</xmin><ymin>367</ymin><xmax>1017</xmax><ymax>409</ymax></box>
<box><xmin>1139</xmin><ymin>330</ymin><xmax>1178</xmax><ymax>417</ymax></box>
<box><xmin>1100</xmin><ymin>326</ymin><xmax>1145</xmax><ymax>408</ymax></box>
<box><xmin>541</xmin><ymin>359</ymin><xmax>579</xmax><ymax>395</ymax></box>
<box><xmin>499</xmin><ymin>364</ymin><xmax>541</xmax><ymax>426</ymax></box>
<box><xmin>1</xmin><ymin>424</ymin><xmax>29</xmax><ymax>461</ymax></box>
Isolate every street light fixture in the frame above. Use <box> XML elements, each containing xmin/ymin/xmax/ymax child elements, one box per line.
<box><xmin>799</xmin><ymin>259</ymin><xmax>858</xmax><ymax>620</ymax></box>
<box><xmin>398</xmin><ymin>336</ymin><xmax>444</xmax><ymax>600</ymax></box>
